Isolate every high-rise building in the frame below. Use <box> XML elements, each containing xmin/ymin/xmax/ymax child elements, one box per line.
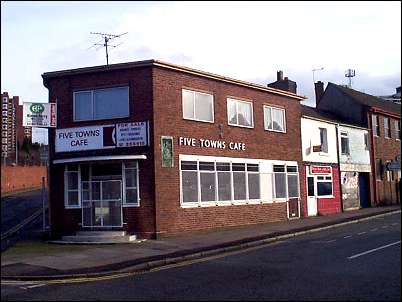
<box><xmin>1</xmin><ymin>92</ymin><xmax>32</xmax><ymax>164</ymax></box>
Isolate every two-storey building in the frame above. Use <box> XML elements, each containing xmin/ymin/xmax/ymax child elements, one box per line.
<box><xmin>315</xmin><ymin>82</ymin><xmax>401</xmax><ymax>206</ymax></box>
<box><xmin>42</xmin><ymin>60</ymin><xmax>306</xmax><ymax>239</ymax></box>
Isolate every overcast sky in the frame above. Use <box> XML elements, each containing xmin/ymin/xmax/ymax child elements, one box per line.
<box><xmin>1</xmin><ymin>1</ymin><xmax>401</xmax><ymax>144</ymax></box>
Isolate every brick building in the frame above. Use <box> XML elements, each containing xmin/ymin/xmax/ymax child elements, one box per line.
<box><xmin>42</xmin><ymin>60</ymin><xmax>306</xmax><ymax>239</ymax></box>
<box><xmin>1</xmin><ymin>92</ymin><xmax>32</xmax><ymax>164</ymax></box>
<box><xmin>315</xmin><ymin>82</ymin><xmax>401</xmax><ymax>206</ymax></box>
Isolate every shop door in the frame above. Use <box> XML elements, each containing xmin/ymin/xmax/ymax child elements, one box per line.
<box><xmin>359</xmin><ymin>173</ymin><xmax>370</xmax><ymax>208</ymax></box>
<box><xmin>307</xmin><ymin>176</ymin><xmax>317</xmax><ymax>216</ymax></box>
<box><xmin>82</xmin><ymin>180</ymin><xmax>123</xmax><ymax>227</ymax></box>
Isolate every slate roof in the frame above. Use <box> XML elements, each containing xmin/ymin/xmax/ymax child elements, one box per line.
<box><xmin>329</xmin><ymin>83</ymin><xmax>401</xmax><ymax>115</ymax></box>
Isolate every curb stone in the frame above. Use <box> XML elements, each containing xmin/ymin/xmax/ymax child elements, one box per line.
<box><xmin>1</xmin><ymin>209</ymin><xmax>400</xmax><ymax>282</ymax></box>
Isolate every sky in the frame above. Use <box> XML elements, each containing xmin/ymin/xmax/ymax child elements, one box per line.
<box><xmin>1</xmin><ymin>1</ymin><xmax>401</xmax><ymax>144</ymax></box>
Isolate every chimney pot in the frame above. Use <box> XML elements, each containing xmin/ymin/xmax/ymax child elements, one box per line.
<box><xmin>277</xmin><ymin>71</ymin><xmax>283</xmax><ymax>81</ymax></box>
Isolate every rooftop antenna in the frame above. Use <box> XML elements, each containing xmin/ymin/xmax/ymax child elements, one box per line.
<box><xmin>89</xmin><ymin>32</ymin><xmax>128</xmax><ymax>65</ymax></box>
<box><xmin>345</xmin><ymin>69</ymin><xmax>355</xmax><ymax>88</ymax></box>
<box><xmin>312</xmin><ymin>67</ymin><xmax>324</xmax><ymax>83</ymax></box>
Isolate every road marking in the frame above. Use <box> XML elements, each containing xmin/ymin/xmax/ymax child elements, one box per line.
<box><xmin>343</xmin><ymin>235</ymin><xmax>352</xmax><ymax>239</ymax></box>
<box><xmin>348</xmin><ymin>241</ymin><xmax>401</xmax><ymax>260</ymax></box>
<box><xmin>357</xmin><ymin>232</ymin><xmax>366</xmax><ymax>235</ymax></box>
<box><xmin>391</xmin><ymin>223</ymin><xmax>398</xmax><ymax>226</ymax></box>
<box><xmin>20</xmin><ymin>284</ymin><xmax>46</xmax><ymax>290</ymax></box>
<box><xmin>381</xmin><ymin>225</ymin><xmax>388</xmax><ymax>229</ymax></box>
<box><xmin>370</xmin><ymin>228</ymin><xmax>378</xmax><ymax>232</ymax></box>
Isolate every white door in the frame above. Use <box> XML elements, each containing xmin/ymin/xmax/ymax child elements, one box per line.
<box><xmin>307</xmin><ymin>176</ymin><xmax>318</xmax><ymax>216</ymax></box>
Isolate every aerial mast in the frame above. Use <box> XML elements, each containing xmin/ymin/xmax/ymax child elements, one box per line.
<box><xmin>89</xmin><ymin>32</ymin><xmax>128</xmax><ymax>65</ymax></box>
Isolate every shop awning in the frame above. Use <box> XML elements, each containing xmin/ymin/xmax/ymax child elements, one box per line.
<box><xmin>53</xmin><ymin>155</ymin><xmax>147</xmax><ymax>164</ymax></box>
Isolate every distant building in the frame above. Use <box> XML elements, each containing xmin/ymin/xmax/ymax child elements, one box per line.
<box><xmin>378</xmin><ymin>86</ymin><xmax>401</xmax><ymax>104</ymax></box>
<box><xmin>1</xmin><ymin>92</ymin><xmax>32</xmax><ymax>164</ymax></box>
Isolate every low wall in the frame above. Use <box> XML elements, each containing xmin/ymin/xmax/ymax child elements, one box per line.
<box><xmin>1</xmin><ymin>166</ymin><xmax>48</xmax><ymax>195</ymax></box>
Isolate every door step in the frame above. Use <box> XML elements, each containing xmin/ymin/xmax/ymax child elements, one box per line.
<box><xmin>59</xmin><ymin>231</ymin><xmax>139</xmax><ymax>244</ymax></box>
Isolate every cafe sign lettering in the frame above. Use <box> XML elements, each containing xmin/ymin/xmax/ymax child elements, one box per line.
<box><xmin>179</xmin><ymin>136</ymin><xmax>246</xmax><ymax>151</ymax></box>
<box><xmin>310</xmin><ymin>165</ymin><xmax>331</xmax><ymax>174</ymax></box>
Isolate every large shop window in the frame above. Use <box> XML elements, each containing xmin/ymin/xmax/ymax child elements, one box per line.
<box><xmin>64</xmin><ymin>161</ymin><xmax>140</xmax><ymax>208</ymax></box>
<box><xmin>227</xmin><ymin>98</ymin><xmax>253</xmax><ymax>128</ymax></box>
<box><xmin>74</xmin><ymin>86</ymin><xmax>129</xmax><ymax>121</ymax></box>
<box><xmin>182</xmin><ymin>89</ymin><xmax>214</xmax><ymax>123</ymax></box>
<box><xmin>180</xmin><ymin>160</ymin><xmax>261</xmax><ymax>206</ymax></box>
<box><xmin>264</xmin><ymin>106</ymin><xmax>286</xmax><ymax>133</ymax></box>
<box><xmin>316</xmin><ymin>175</ymin><xmax>333</xmax><ymax>197</ymax></box>
<box><xmin>273</xmin><ymin>165</ymin><xmax>300</xmax><ymax>199</ymax></box>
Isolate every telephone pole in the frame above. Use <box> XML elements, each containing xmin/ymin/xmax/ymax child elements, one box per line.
<box><xmin>89</xmin><ymin>32</ymin><xmax>128</xmax><ymax>65</ymax></box>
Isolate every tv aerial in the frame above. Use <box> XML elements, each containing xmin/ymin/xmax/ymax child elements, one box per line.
<box><xmin>89</xmin><ymin>32</ymin><xmax>128</xmax><ymax>65</ymax></box>
<box><xmin>345</xmin><ymin>69</ymin><xmax>356</xmax><ymax>88</ymax></box>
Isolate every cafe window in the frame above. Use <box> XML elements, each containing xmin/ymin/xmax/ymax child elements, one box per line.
<box><xmin>227</xmin><ymin>98</ymin><xmax>254</xmax><ymax>128</ymax></box>
<box><xmin>182</xmin><ymin>89</ymin><xmax>214</xmax><ymax>123</ymax></box>
<box><xmin>64</xmin><ymin>164</ymin><xmax>80</xmax><ymax>208</ymax></box>
<box><xmin>74</xmin><ymin>86</ymin><xmax>129</xmax><ymax>121</ymax></box>
<box><xmin>264</xmin><ymin>106</ymin><xmax>286</xmax><ymax>133</ymax></box>
<box><xmin>273</xmin><ymin>165</ymin><xmax>300</xmax><ymax>199</ymax></box>
<box><xmin>319</xmin><ymin>128</ymin><xmax>328</xmax><ymax>153</ymax></box>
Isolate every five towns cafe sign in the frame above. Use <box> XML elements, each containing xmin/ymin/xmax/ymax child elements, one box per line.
<box><xmin>178</xmin><ymin>136</ymin><xmax>246</xmax><ymax>151</ymax></box>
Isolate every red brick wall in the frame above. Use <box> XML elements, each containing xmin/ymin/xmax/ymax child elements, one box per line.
<box><xmin>1</xmin><ymin>165</ymin><xmax>47</xmax><ymax>194</ymax></box>
<box><xmin>369</xmin><ymin>112</ymin><xmax>401</xmax><ymax>205</ymax></box>
<box><xmin>152</xmin><ymin>66</ymin><xmax>304</xmax><ymax>236</ymax></box>
<box><xmin>301</xmin><ymin>163</ymin><xmax>342</xmax><ymax>216</ymax></box>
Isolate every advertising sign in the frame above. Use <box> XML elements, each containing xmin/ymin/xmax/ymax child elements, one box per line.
<box><xmin>161</xmin><ymin>136</ymin><xmax>174</xmax><ymax>168</ymax></box>
<box><xmin>23</xmin><ymin>102</ymin><xmax>57</xmax><ymax>127</ymax></box>
<box><xmin>310</xmin><ymin>166</ymin><xmax>331</xmax><ymax>174</ymax></box>
<box><xmin>55</xmin><ymin>125</ymin><xmax>115</xmax><ymax>152</ymax></box>
<box><xmin>116</xmin><ymin>122</ymin><xmax>148</xmax><ymax>147</ymax></box>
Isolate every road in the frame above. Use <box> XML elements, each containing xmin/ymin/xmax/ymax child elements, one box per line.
<box><xmin>1</xmin><ymin>212</ymin><xmax>400</xmax><ymax>301</ymax></box>
<box><xmin>1</xmin><ymin>189</ymin><xmax>47</xmax><ymax>251</ymax></box>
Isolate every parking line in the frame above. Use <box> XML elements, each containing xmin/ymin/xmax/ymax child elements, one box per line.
<box><xmin>370</xmin><ymin>228</ymin><xmax>378</xmax><ymax>232</ymax></box>
<box><xmin>357</xmin><ymin>232</ymin><xmax>366</xmax><ymax>235</ymax></box>
<box><xmin>348</xmin><ymin>241</ymin><xmax>401</xmax><ymax>260</ymax></box>
<box><xmin>343</xmin><ymin>235</ymin><xmax>352</xmax><ymax>239</ymax></box>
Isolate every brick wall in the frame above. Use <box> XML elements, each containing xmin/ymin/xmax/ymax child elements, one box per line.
<box><xmin>1</xmin><ymin>165</ymin><xmax>47</xmax><ymax>194</ymax></box>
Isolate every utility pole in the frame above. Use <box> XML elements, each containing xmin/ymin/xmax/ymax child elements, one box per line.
<box><xmin>89</xmin><ymin>32</ymin><xmax>128</xmax><ymax>65</ymax></box>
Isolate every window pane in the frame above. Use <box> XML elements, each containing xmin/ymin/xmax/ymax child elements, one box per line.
<box><xmin>317</xmin><ymin>182</ymin><xmax>332</xmax><ymax>196</ymax></box>
<box><xmin>181</xmin><ymin>161</ymin><xmax>198</xmax><ymax>170</ymax></box>
<box><xmin>125</xmin><ymin>168</ymin><xmax>137</xmax><ymax>188</ymax></box>
<box><xmin>199</xmin><ymin>161</ymin><xmax>215</xmax><ymax>171</ymax></box>
<box><xmin>93</xmin><ymin>87</ymin><xmax>129</xmax><ymax>119</ymax></box>
<box><xmin>233</xmin><ymin>172</ymin><xmax>246</xmax><ymax>200</ymax></box>
<box><xmin>125</xmin><ymin>161</ymin><xmax>137</xmax><ymax>169</ymax></box>
<box><xmin>67</xmin><ymin>172</ymin><xmax>78</xmax><ymax>190</ymax></box>
<box><xmin>194</xmin><ymin>93</ymin><xmax>213</xmax><ymax>121</ymax></box>
<box><xmin>287</xmin><ymin>166</ymin><xmax>297</xmax><ymax>173</ymax></box>
<box><xmin>272</xmin><ymin>108</ymin><xmax>284</xmax><ymax>131</ymax></box>
<box><xmin>200</xmin><ymin>172</ymin><xmax>216</xmax><ymax>202</ymax></box>
<box><xmin>232</xmin><ymin>163</ymin><xmax>245</xmax><ymax>171</ymax></box>
<box><xmin>218</xmin><ymin>172</ymin><xmax>231</xmax><ymax>201</ymax></box>
<box><xmin>182</xmin><ymin>90</ymin><xmax>194</xmax><ymax>119</ymax></box>
<box><xmin>68</xmin><ymin>191</ymin><xmax>79</xmax><ymax>206</ymax></box>
<box><xmin>287</xmin><ymin>174</ymin><xmax>299</xmax><ymax>198</ymax></box>
<box><xmin>341</xmin><ymin>137</ymin><xmax>349</xmax><ymax>154</ymax></box>
<box><xmin>237</xmin><ymin>101</ymin><xmax>252</xmax><ymax>127</ymax></box>
<box><xmin>264</xmin><ymin>107</ymin><xmax>272</xmax><ymax>130</ymax></box>
<box><xmin>74</xmin><ymin>91</ymin><xmax>92</xmax><ymax>120</ymax></box>
<box><xmin>248</xmin><ymin>173</ymin><xmax>260</xmax><ymax>199</ymax></box>
<box><xmin>320</xmin><ymin>128</ymin><xmax>328</xmax><ymax>153</ymax></box>
<box><xmin>247</xmin><ymin>164</ymin><xmax>259</xmax><ymax>172</ymax></box>
<box><xmin>274</xmin><ymin>173</ymin><xmax>287</xmax><ymax>198</ymax></box>
<box><xmin>182</xmin><ymin>171</ymin><xmax>198</xmax><ymax>203</ymax></box>
<box><xmin>217</xmin><ymin>162</ymin><xmax>230</xmax><ymax>171</ymax></box>
<box><xmin>228</xmin><ymin>100</ymin><xmax>237</xmax><ymax>124</ymax></box>
<box><xmin>273</xmin><ymin>165</ymin><xmax>285</xmax><ymax>172</ymax></box>
<box><xmin>126</xmin><ymin>188</ymin><xmax>138</xmax><ymax>204</ymax></box>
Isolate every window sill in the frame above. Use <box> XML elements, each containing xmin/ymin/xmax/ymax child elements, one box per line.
<box><xmin>227</xmin><ymin>123</ymin><xmax>254</xmax><ymax>129</ymax></box>
<box><xmin>123</xmin><ymin>204</ymin><xmax>140</xmax><ymax>208</ymax></box>
<box><xmin>183</xmin><ymin>117</ymin><xmax>214</xmax><ymax>124</ymax></box>
<box><xmin>317</xmin><ymin>195</ymin><xmax>335</xmax><ymax>199</ymax></box>
<box><xmin>65</xmin><ymin>206</ymin><xmax>81</xmax><ymax>209</ymax></box>
<box><xmin>264</xmin><ymin>128</ymin><xmax>286</xmax><ymax>134</ymax></box>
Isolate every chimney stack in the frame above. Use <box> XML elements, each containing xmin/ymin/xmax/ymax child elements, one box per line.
<box><xmin>277</xmin><ymin>71</ymin><xmax>283</xmax><ymax>81</ymax></box>
<box><xmin>268</xmin><ymin>71</ymin><xmax>297</xmax><ymax>94</ymax></box>
<box><xmin>314</xmin><ymin>81</ymin><xmax>324</xmax><ymax>106</ymax></box>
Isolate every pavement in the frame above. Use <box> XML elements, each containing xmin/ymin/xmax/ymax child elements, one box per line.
<box><xmin>1</xmin><ymin>205</ymin><xmax>400</xmax><ymax>281</ymax></box>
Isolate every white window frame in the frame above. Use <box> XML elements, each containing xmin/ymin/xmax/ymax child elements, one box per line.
<box><xmin>340</xmin><ymin>131</ymin><xmax>350</xmax><ymax>155</ymax></box>
<box><xmin>316</xmin><ymin>174</ymin><xmax>334</xmax><ymax>198</ymax></box>
<box><xmin>64</xmin><ymin>165</ymin><xmax>81</xmax><ymax>208</ymax></box>
<box><xmin>384</xmin><ymin>117</ymin><xmax>391</xmax><ymax>139</ymax></box>
<box><xmin>272</xmin><ymin>164</ymin><xmax>300</xmax><ymax>201</ymax></box>
<box><xmin>227</xmin><ymin>98</ymin><xmax>254</xmax><ymax>128</ymax></box>
<box><xmin>73</xmin><ymin>86</ymin><xmax>130</xmax><ymax>122</ymax></box>
<box><xmin>122</xmin><ymin>161</ymin><xmax>140</xmax><ymax>207</ymax></box>
<box><xmin>263</xmin><ymin>105</ymin><xmax>286</xmax><ymax>133</ymax></box>
<box><xmin>182</xmin><ymin>89</ymin><xmax>214</xmax><ymax>123</ymax></box>
<box><xmin>395</xmin><ymin>120</ymin><xmax>400</xmax><ymax>141</ymax></box>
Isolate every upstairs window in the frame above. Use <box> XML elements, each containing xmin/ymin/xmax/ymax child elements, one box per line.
<box><xmin>372</xmin><ymin>114</ymin><xmax>380</xmax><ymax>136</ymax></box>
<box><xmin>74</xmin><ymin>86</ymin><xmax>129</xmax><ymax>121</ymax></box>
<box><xmin>264</xmin><ymin>106</ymin><xmax>286</xmax><ymax>133</ymax></box>
<box><xmin>319</xmin><ymin>128</ymin><xmax>328</xmax><ymax>153</ymax></box>
<box><xmin>384</xmin><ymin>117</ymin><xmax>391</xmax><ymax>138</ymax></box>
<box><xmin>182</xmin><ymin>89</ymin><xmax>214</xmax><ymax>123</ymax></box>
<box><xmin>227</xmin><ymin>98</ymin><xmax>253</xmax><ymax>128</ymax></box>
<box><xmin>364</xmin><ymin>133</ymin><xmax>369</xmax><ymax>150</ymax></box>
<box><xmin>395</xmin><ymin>120</ymin><xmax>400</xmax><ymax>140</ymax></box>
<box><xmin>340</xmin><ymin>131</ymin><xmax>350</xmax><ymax>155</ymax></box>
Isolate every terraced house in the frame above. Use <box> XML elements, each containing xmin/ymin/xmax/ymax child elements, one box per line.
<box><xmin>42</xmin><ymin>60</ymin><xmax>307</xmax><ymax>240</ymax></box>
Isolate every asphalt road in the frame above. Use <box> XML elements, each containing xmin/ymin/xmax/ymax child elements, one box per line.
<box><xmin>1</xmin><ymin>213</ymin><xmax>401</xmax><ymax>301</ymax></box>
<box><xmin>1</xmin><ymin>189</ymin><xmax>48</xmax><ymax>251</ymax></box>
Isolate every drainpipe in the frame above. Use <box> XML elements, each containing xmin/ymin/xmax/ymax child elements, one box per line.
<box><xmin>368</xmin><ymin>110</ymin><xmax>377</xmax><ymax>206</ymax></box>
<box><xmin>335</xmin><ymin>124</ymin><xmax>344</xmax><ymax>212</ymax></box>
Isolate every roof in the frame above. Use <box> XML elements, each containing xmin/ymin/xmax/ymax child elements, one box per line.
<box><xmin>329</xmin><ymin>83</ymin><xmax>401</xmax><ymax>115</ymax></box>
<box><xmin>42</xmin><ymin>59</ymin><xmax>306</xmax><ymax>101</ymax></box>
<box><xmin>301</xmin><ymin>104</ymin><xmax>368</xmax><ymax>130</ymax></box>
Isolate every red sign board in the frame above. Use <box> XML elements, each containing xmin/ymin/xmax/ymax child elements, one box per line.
<box><xmin>310</xmin><ymin>166</ymin><xmax>331</xmax><ymax>174</ymax></box>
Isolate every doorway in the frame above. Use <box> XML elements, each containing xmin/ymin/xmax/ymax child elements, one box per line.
<box><xmin>307</xmin><ymin>176</ymin><xmax>317</xmax><ymax>216</ymax></box>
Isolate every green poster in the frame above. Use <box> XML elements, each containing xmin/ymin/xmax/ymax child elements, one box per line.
<box><xmin>161</xmin><ymin>136</ymin><xmax>173</xmax><ymax>167</ymax></box>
